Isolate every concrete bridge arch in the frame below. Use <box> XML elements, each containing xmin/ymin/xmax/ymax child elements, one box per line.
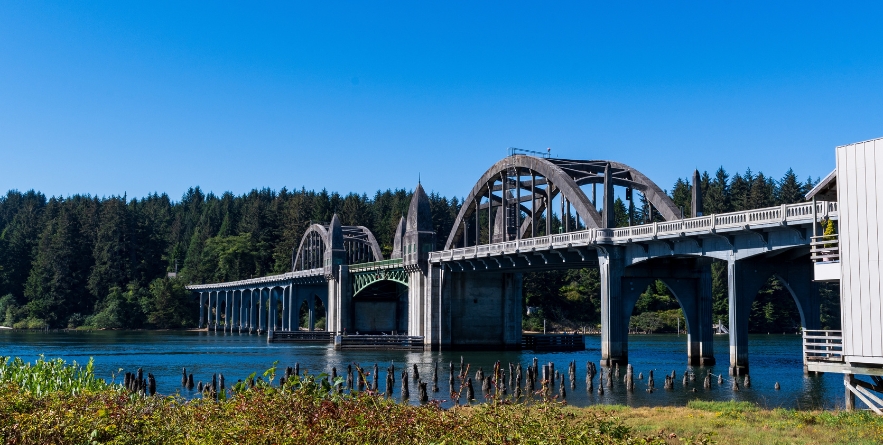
<box><xmin>444</xmin><ymin>155</ymin><xmax>680</xmax><ymax>249</ymax></box>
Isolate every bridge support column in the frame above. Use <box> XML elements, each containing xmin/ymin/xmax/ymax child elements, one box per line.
<box><xmin>308</xmin><ymin>293</ymin><xmax>315</xmax><ymax>331</ymax></box>
<box><xmin>407</xmin><ymin>268</ymin><xmax>427</xmax><ymax>338</ymax></box>
<box><xmin>600</xmin><ymin>246</ymin><xmax>627</xmax><ymax>366</ymax></box>
<box><xmin>328</xmin><ymin>266</ymin><xmax>352</xmax><ymax>334</ymax></box>
<box><xmin>426</xmin><ymin>264</ymin><xmax>449</xmax><ymax>350</ymax></box>
<box><xmin>727</xmin><ymin>257</ymin><xmax>768</xmax><ymax>375</ymax></box>
<box><xmin>198</xmin><ymin>292</ymin><xmax>205</xmax><ymax>329</ymax></box>
<box><xmin>257</xmin><ymin>288</ymin><xmax>264</xmax><ymax>334</ymax></box>
<box><xmin>213</xmin><ymin>291</ymin><xmax>219</xmax><ymax>332</ymax></box>
<box><xmin>693</xmin><ymin>262</ymin><xmax>716</xmax><ymax>365</ymax></box>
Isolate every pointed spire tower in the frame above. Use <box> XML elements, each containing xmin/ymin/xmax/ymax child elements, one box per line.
<box><xmin>691</xmin><ymin>169</ymin><xmax>703</xmax><ymax>218</ymax></box>
<box><xmin>404</xmin><ymin>183</ymin><xmax>436</xmax><ymax>270</ymax></box>
<box><xmin>324</xmin><ymin>213</ymin><xmax>346</xmax><ymax>279</ymax></box>
<box><xmin>391</xmin><ymin>216</ymin><xmax>406</xmax><ymax>259</ymax></box>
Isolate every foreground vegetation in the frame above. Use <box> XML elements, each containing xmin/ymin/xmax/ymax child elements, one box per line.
<box><xmin>2</xmin><ymin>357</ymin><xmax>882</xmax><ymax>444</ymax></box>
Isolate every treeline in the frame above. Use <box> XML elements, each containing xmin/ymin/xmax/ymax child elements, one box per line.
<box><xmin>0</xmin><ymin>166</ymin><xmax>837</xmax><ymax>332</ymax></box>
<box><xmin>0</xmin><ymin>188</ymin><xmax>460</xmax><ymax>329</ymax></box>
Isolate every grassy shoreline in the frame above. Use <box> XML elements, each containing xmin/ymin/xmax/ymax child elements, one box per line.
<box><xmin>1</xmin><ymin>357</ymin><xmax>881</xmax><ymax>444</ymax></box>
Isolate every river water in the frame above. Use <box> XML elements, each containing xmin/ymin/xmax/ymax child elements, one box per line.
<box><xmin>0</xmin><ymin>330</ymin><xmax>847</xmax><ymax>410</ymax></box>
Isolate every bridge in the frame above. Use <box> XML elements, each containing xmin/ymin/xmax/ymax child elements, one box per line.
<box><xmin>188</xmin><ymin>153</ymin><xmax>839</xmax><ymax>376</ymax></box>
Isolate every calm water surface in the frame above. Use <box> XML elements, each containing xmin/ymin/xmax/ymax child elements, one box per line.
<box><xmin>0</xmin><ymin>330</ymin><xmax>846</xmax><ymax>410</ymax></box>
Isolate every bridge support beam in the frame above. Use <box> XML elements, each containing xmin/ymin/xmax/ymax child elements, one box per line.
<box><xmin>600</xmin><ymin>246</ymin><xmax>627</xmax><ymax>366</ymax></box>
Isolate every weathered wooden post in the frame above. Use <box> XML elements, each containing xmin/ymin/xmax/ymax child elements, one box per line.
<box><xmin>148</xmin><ymin>373</ymin><xmax>156</xmax><ymax>396</ymax></box>
<box><xmin>597</xmin><ymin>372</ymin><xmax>604</xmax><ymax>395</ymax></box>
<box><xmin>401</xmin><ymin>371</ymin><xmax>409</xmax><ymax>400</ymax></box>
<box><xmin>466</xmin><ymin>378</ymin><xmax>475</xmax><ymax>401</ymax></box>
<box><xmin>432</xmin><ymin>361</ymin><xmax>439</xmax><ymax>392</ymax></box>
<box><xmin>413</xmin><ymin>363</ymin><xmax>420</xmax><ymax>383</ymax></box>
<box><xmin>703</xmin><ymin>373</ymin><xmax>711</xmax><ymax>389</ymax></box>
<box><xmin>187</xmin><ymin>373</ymin><xmax>194</xmax><ymax>390</ymax></box>
<box><xmin>648</xmin><ymin>370</ymin><xmax>654</xmax><ymax>391</ymax></box>
<box><xmin>626</xmin><ymin>364</ymin><xmax>634</xmax><ymax>391</ymax></box>
<box><xmin>346</xmin><ymin>364</ymin><xmax>354</xmax><ymax>391</ymax></box>
<box><xmin>559</xmin><ymin>376</ymin><xmax>566</xmax><ymax>399</ymax></box>
<box><xmin>743</xmin><ymin>375</ymin><xmax>751</xmax><ymax>388</ymax></box>
<box><xmin>373</xmin><ymin>363</ymin><xmax>379</xmax><ymax>391</ymax></box>
<box><xmin>197</xmin><ymin>381</ymin><xmax>204</xmax><ymax>392</ymax></box>
<box><xmin>385</xmin><ymin>371</ymin><xmax>394</xmax><ymax>397</ymax></box>
<box><xmin>476</xmin><ymin>367</ymin><xmax>484</xmax><ymax>382</ymax></box>
<box><xmin>459</xmin><ymin>356</ymin><xmax>465</xmax><ymax>378</ymax></box>
<box><xmin>448</xmin><ymin>361</ymin><xmax>455</xmax><ymax>390</ymax></box>
<box><xmin>182</xmin><ymin>367</ymin><xmax>188</xmax><ymax>387</ymax></box>
<box><xmin>418</xmin><ymin>381</ymin><xmax>428</xmax><ymax>404</ymax></box>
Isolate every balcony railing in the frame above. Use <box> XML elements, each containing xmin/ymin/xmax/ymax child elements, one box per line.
<box><xmin>803</xmin><ymin>329</ymin><xmax>843</xmax><ymax>363</ymax></box>
<box><xmin>811</xmin><ymin>235</ymin><xmax>840</xmax><ymax>263</ymax></box>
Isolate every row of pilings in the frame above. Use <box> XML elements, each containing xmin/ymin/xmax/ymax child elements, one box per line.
<box><xmin>158</xmin><ymin>358</ymin><xmax>776</xmax><ymax>404</ymax></box>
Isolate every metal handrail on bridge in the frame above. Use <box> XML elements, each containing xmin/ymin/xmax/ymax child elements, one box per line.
<box><xmin>803</xmin><ymin>329</ymin><xmax>843</xmax><ymax>363</ymax></box>
<box><xmin>430</xmin><ymin>200</ymin><xmax>838</xmax><ymax>263</ymax></box>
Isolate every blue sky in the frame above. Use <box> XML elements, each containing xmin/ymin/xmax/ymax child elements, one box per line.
<box><xmin>2</xmin><ymin>1</ymin><xmax>882</xmax><ymax>201</ymax></box>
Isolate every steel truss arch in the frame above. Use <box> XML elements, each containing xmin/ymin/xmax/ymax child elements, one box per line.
<box><xmin>352</xmin><ymin>268</ymin><xmax>409</xmax><ymax>296</ymax></box>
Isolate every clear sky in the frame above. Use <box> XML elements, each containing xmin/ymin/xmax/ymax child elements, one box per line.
<box><xmin>2</xmin><ymin>1</ymin><xmax>882</xmax><ymax>201</ymax></box>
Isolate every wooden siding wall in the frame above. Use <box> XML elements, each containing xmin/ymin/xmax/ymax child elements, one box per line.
<box><xmin>838</xmin><ymin>137</ymin><xmax>883</xmax><ymax>363</ymax></box>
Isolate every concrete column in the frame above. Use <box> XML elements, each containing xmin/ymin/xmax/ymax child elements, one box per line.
<box><xmin>726</xmin><ymin>257</ymin><xmax>768</xmax><ymax>375</ymax></box>
<box><xmin>694</xmin><ymin>263</ymin><xmax>716</xmax><ymax>365</ymax></box>
<box><xmin>599</xmin><ymin>246</ymin><xmax>627</xmax><ymax>366</ymax></box>
<box><xmin>408</xmin><ymin>269</ymin><xmax>427</xmax><ymax>337</ymax></box>
<box><xmin>198</xmin><ymin>292</ymin><xmax>205</xmax><ymax>329</ymax></box>
<box><xmin>327</xmin><ymin>279</ymin><xmax>338</xmax><ymax>334</ymax></box>
<box><xmin>257</xmin><ymin>288</ymin><xmax>264</xmax><ymax>334</ymax></box>
<box><xmin>432</xmin><ymin>265</ymin><xmax>452</xmax><ymax>350</ymax></box>
<box><xmin>308</xmin><ymin>294</ymin><xmax>315</xmax><ymax>331</ymax></box>
<box><xmin>213</xmin><ymin>291</ymin><xmax>219</xmax><ymax>331</ymax></box>
<box><xmin>249</xmin><ymin>289</ymin><xmax>255</xmax><ymax>333</ymax></box>
<box><xmin>339</xmin><ymin>266</ymin><xmax>352</xmax><ymax>333</ymax></box>
<box><xmin>424</xmin><ymin>264</ymin><xmax>446</xmax><ymax>350</ymax></box>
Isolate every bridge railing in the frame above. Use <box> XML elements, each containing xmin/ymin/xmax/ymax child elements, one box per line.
<box><xmin>186</xmin><ymin>267</ymin><xmax>325</xmax><ymax>290</ymax></box>
<box><xmin>431</xmin><ymin>201</ymin><xmax>838</xmax><ymax>263</ymax></box>
<box><xmin>349</xmin><ymin>258</ymin><xmax>403</xmax><ymax>272</ymax></box>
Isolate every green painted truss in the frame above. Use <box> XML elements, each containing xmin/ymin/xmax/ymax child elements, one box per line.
<box><xmin>352</xmin><ymin>267</ymin><xmax>409</xmax><ymax>296</ymax></box>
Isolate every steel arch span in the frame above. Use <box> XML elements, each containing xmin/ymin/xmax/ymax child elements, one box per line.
<box><xmin>444</xmin><ymin>155</ymin><xmax>680</xmax><ymax>249</ymax></box>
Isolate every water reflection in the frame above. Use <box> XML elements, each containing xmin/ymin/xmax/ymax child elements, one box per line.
<box><xmin>0</xmin><ymin>330</ymin><xmax>845</xmax><ymax>410</ymax></box>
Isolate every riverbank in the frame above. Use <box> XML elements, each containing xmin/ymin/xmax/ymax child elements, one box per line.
<box><xmin>1</xmin><ymin>356</ymin><xmax>880</xmax><ymax>444</ymax></box>
<box><xmin>1</xmin><ymin>387</ymin><xmax>880</xmax><ymax>444</ymax></box>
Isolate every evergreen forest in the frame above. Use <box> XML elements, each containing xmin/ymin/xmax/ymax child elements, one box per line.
<box><xmin>0</xmin><ymin>166</ymin><xmax>839</xmax><ymax>332</ymax></box>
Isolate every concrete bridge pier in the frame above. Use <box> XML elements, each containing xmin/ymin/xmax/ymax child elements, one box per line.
<box><xmin>599</xmin><ymin>246</ymin><xmax>628</xmax><ymax>366</ymax></box>
<box><xmin>728</xmin><ymin>256</ymin><xmax>819</xmax><ymax>375</ymax></box>
<box><xmin>436</xmin><ymin>270</ymin><xmax>522</xmax><ymax>350</ymax></box>
<box><xmin>327</xmin><ymin>267</ymin><xmax>352</xmax><ymax>334</ymax></box>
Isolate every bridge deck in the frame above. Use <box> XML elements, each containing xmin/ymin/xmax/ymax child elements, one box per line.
<box><xmin>431</xmin><ymin>201</ymin><xmax>838</xmax><ymax>263</ymax></box>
